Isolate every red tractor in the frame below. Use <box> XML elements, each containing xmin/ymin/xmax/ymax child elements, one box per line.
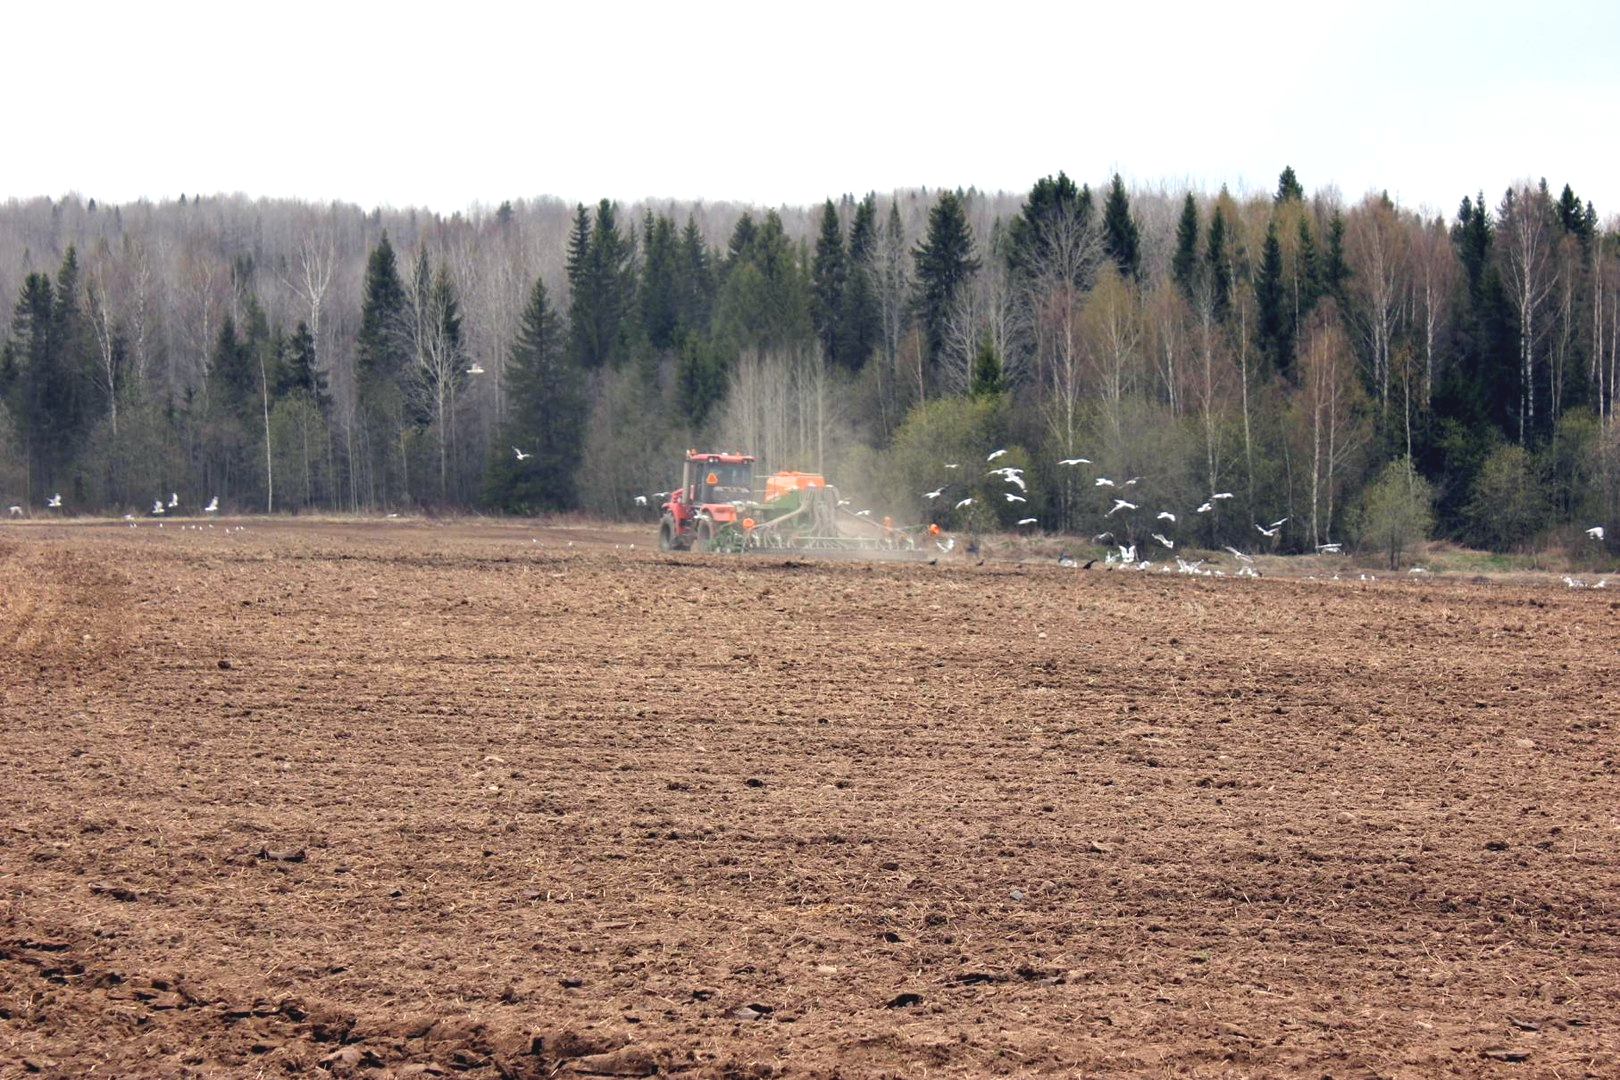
<box><xmin>658</xmin><ymin>451</ymin><xmax>758</xmax><ymax>552</ymax></box>
<box><xmin>657</xmin><ymin>449</ymin><xmax>928</xmax><ymax>555</ymax></box>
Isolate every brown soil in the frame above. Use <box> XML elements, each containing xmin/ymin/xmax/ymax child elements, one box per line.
<box><xmin>1</xmin><ymin>519</ymin><xmax>1616</xmax><ymax>1078</ymax></box>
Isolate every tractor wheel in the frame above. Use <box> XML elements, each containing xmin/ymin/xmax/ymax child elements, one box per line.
<box><xmin>658</xmin><ymin>517</ymin><xmax>677</xmax><ymax>552</ymax></box>
<box><xmin>696</xmin><ymin>519</ymin><xmax>717</xmax><ymax>552</ymax></box>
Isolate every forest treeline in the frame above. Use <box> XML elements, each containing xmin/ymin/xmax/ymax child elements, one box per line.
<box><xmin>1</xmin><ymin>169</ymin><xmax>1617</xmax><ymax>561</ymax></box>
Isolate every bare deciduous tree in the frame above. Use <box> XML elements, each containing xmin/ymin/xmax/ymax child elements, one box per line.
<box><xmin>1497</xmin><ymin>183</ymin><xmax>1557</xmax><ymax>439</ymax></box>
<box><xmin>1345</xmin><ymin>196</ymin><xmax>1409</xmax><ymax>417</ymax></box>
<box><xmin>1296</xmin><ymin>305</ymin><xmax>1365</xmax><ymax>547</ymax></box>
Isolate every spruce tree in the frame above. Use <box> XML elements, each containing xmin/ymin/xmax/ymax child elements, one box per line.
<box><xmin>357</xmin><ymin>233</ymin><xmax>408</xmax><ymax>384</ymax></box>
<box><xmin>840</xmin><ymin>195</ymin><xmax>882</xmax><ymax>370</ymax></box>
<box><xmin>1205</xmin><ymin>204</ymin><xmax>1231</xmax><ymax>322</ymax></box>
<box><xmin>488</xmin><ymin>276</ymin><xmax>582</xmax><ymax>512</ymax></box>
<box><xmin>47</xmin><ymin>247</ymin><xmax>94</xmax><ymax>476</ymax></box>
<box><xmin>280</xmin><ymin>320</ymin><xmax>327</xmax><ymax>404</ymax></box>
<box><xmin>675</xmin><ymin>334</ymin><xmax>728</xmax><ymax>428</ymax></box>
<box><xmin>969</xmin><ymin>331</ymin><xmax>1006</xmax><ymax>398</ymax></box>
<box><xmin>210</xmin><ymin>310</ymin><xmax>258</xmax><ymax>422</ymax></box>
<box><xmin>1323</xmin><ymin>210</ymin><xmax>1351</xmax><ymax>302</ymax></box>
<box><xmin>676</xmin><ymin>216</ymin><xmax>714</xmax><ymax>338</ymax></box>
<box><xmin>1275</xmin><ymin>166</ymin><xmax>1305</xmax><ymax>204</ymax></box>
<box><xmin>725</xmin><ymin>213</ymin><xmax>757</xmax><ymax>266</ymax></box>
<box><xmin>640</xmin><ymin>211</ymin><xmax>681</xmax><ymax>351</ymax></box>
<box><xmin>1295</xmin><ymin>216</ymin><xmax>1322</xmax><ymax>318</ymax></box>
<box><xmin>811</xmin><ymin>200</ymin><xmax>847</xmax><ymax>366</ymax></box>
<box><xmin>1171</xmin><ymin>194</ymin><xmax>1200</xmax><ymax>301</ymax></box>
<box><xmin>355</xmin><ymin>233</ymin><xmax>412</xmax><ymax>505</ymax></box>
<box><xmin>1101</xmin><ymin>174</ymin><xmax>1141</xmax><ymax>280</ymax></box>
<box><xmin>912</xmin><ymin>190</ymin><xmax>980</xmax><ymax>376</ymax></box>
<box><xmin>566</xmin><ymin>199</ymin><xmax>636</xmax><ymax>370</ymax></box>
<box><xmin>1255</xmin><ymin>221</ymin><xmax>1291</xmax><ymax>378</ymax></box>
<box><xmin>1</xmin><ymin>272</ymin><xmax>61</xmax><ymax>490</ymax></box>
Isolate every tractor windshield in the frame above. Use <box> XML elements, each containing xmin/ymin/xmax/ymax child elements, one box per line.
<box><xmin>697</xmin><ymin>460</ymin><xmax>754</xmax><ymax>503</ymax></box>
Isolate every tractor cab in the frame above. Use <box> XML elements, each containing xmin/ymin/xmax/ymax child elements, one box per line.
<box><xmin>684</xmin><ymin>452</ymin><xmax>756</xmax><ymax>507</ymax></box>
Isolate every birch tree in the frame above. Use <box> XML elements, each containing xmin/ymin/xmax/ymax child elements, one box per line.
<box><xmin>1296</xmin><ymin>304</ymin><xmax>1364</xmax><ymax>547</ymax></box>
<box><xmin>1497</xmin><ymin>183</ymin><xmax>1557</xmax><ymax>440</ymax></box>
<box><xmin>1345</xmin><ymin>195</ymin><xmax>1408</xmax><ymax>418</ymax></box>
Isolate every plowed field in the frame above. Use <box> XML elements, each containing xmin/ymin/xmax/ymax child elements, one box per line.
<box><xmin>1</xmin><ymin>520</ymin><xmax>1616</xmax><ymax>1079</ymax></box>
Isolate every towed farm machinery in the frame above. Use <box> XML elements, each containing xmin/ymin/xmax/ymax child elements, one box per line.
<box><xmin>657</xmin><ymin>451</ymin><xmax>930</xmax><ymax>556</ymax></box>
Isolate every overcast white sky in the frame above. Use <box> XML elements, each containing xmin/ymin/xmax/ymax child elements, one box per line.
<box><xmin>10</xmin><ymin>0</ymin><xmax>1618</xmax><ymax>221</ymax></box>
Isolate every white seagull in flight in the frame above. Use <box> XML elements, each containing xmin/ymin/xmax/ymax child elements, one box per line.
<box><xmin>1587</xmin><ymin>525</ymin><xmax>1605</xmax><ymax>540</ymax></box>
<box><xmin>987</xmin><ymin>449</ymin><xmax>1008</xmax><ymax>461</ymax></box>
<box><xmin>513</xmin><ymin>447</ymin><xmax>531</xmax><ymax>461</ymax></box>
<box><xmin>1106</xmin><ymin>499</ymin><xmax>1138</xmax><ymax>516</ymax></box>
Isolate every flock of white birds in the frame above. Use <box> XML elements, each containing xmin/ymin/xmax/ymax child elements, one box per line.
<box><xmin>917</xmin><ymin>448</ymin><xmax>1611</xmax><ymax>580</ymax></box>
<box><xmin>921</xmin><ymin>450</ymin><xmax>1286</xmax><ymax>573</ymax></box>
<box><xmin>4</xmin><ymin>492</ymin><xmax>222</xmax><ymax>523</ymax></box>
